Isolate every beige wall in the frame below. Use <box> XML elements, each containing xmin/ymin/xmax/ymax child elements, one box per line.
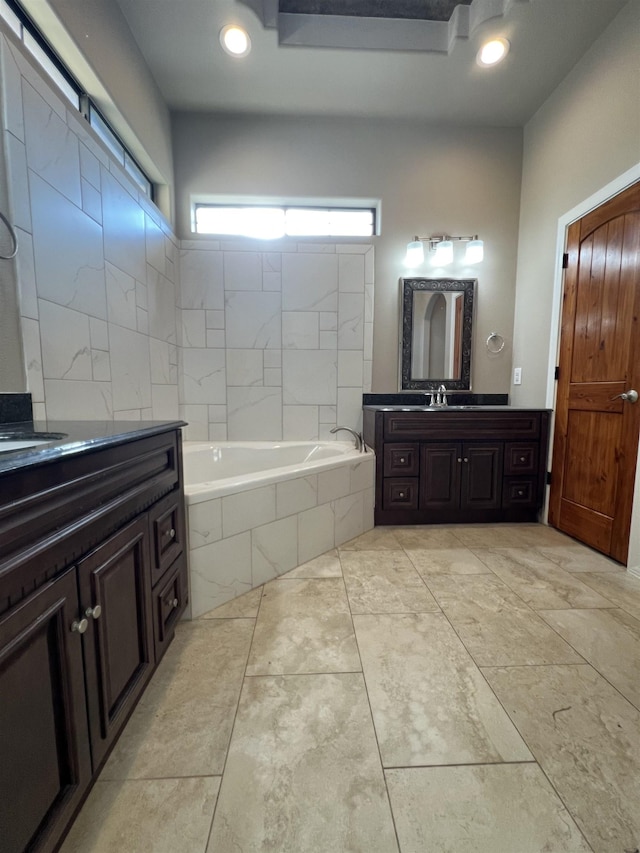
<box><xmin>172</xmin><ymin>113</ymin><xmax>523</xmax><ymax>395</ymax></box>
<box><xmin>511</xmin><ymin>0</ymin><xmax>640</xmax><ymax>408</ymax></box>
<box><xmin>23</xmin><ymin>0</ymin><xmax>174</xmax><ymax>221</ymax></box>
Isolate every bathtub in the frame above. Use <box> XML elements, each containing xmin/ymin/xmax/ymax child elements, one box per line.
<box><xmin>183</xmin><ymin>441</ymin><xmax>375</xmax><ymax>618</ymax></box>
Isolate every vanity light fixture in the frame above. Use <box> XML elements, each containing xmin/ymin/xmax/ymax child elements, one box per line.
<box><xmin>220</xmin><ymin>24</ymin><xmax>251</xmax><ymax>57</ymax></box>
<box><xmin>477</xmin><ymin>37</ymin><xmax>510</xmax><ymax>67</ymax></box>
<box><xmin>404</xmin><ymin>235</ymin><xmax>484</xmax><ymax>267</ymax></box>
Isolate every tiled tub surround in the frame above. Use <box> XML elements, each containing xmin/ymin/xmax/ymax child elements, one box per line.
<box><xmin>184</xmin><ymin>440</ymin><xmax>375</xmax><ymax>616</ymax></box>
<box><xmin>177</xmin><ymin>240</ymin><xmax>374</xmax><ymax>442</ymax></box>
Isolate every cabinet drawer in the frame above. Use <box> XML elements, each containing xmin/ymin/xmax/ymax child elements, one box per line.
<box><xmin>383</xmin><ymin>478</ymin><xmax>419</xmax><ymax>510</ymax></box>
<box><xmin>502</xmin><ymin>479</ymin><xmax>536</xmax><ymax>507</ymax></box>
<box><xmin>384</xmin><ymin>411</ymin><xmax>541</xmax><ymax>441</ymax></box>
<box><xmin>149</xmin><ymin>492</ymin><xmax>184</xmax><ymax>586</ymax></box>
<box><xmin>153</xmin><ymin>556</ymin><xmax>188</xmax><ymax>662</ymax></box>
<box><xmin>505</xmin><ymin>443</ymin><xmax>538</xmax><ymax>475</ymax></box>
<box><xmin>383</xmin><ymin>444</ymin><xmax>419</xmax><ymax>476</ymax></box>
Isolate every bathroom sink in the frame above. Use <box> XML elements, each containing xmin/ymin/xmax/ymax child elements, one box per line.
<box><xmin>0</xmin><ymin>439</ymin><xmax>53</xmax><ymax>452</ymax></box>
<box><xmin>0</xmin><ymin>431</ymin><xmax>67</xmax><ymax>453</ymax></box>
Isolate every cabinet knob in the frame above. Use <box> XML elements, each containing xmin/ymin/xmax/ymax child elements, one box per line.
<box><xmin>520</xmin><ymin>456</ymin><xmax>526</xmax><ymax>462</ymax></box>
<box><xmin>517</xmin><ymin>490</ymin><xmax>524</xmax><ymax>496</ymax></box>
<box><xmin>463</xmin><ymin>458</ymin><xmax>469</xmax><ymax>463</ymax></box>
<box><xmin>457</xmin><ymin>458</ymin><xmax>462</xmax><ymax>463</ymax></box>
<box><xmin>398</xmin><ymin>492</ymin><xmax>405</xmax><ymax>498</ymax></box>
<box><xmin>399</xmin><ymin>457</ymin><xmax>406</xmax><ymax>463</ymax></box>
<box><xmin>85</xmin><ymin>604</ymin><xmax>102</xmax><ymax>620</ymax></box>
<box><xmin>172</xmin><ymin>597</ymin><xmax>179</xmax><ymax>608</ymax></box>
<box><xmin>71</xmin><ymin>617</ymin><xmax>89</xmax><ymax>634</ymax></box>
<box><xmin>166</xmin><ymin>528</ymin><xmax>176</xmax><ymax>539</ymax></box>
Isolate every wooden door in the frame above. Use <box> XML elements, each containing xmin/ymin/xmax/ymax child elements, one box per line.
<box><xmin>549</xmin><ymin>181</ymin><xmax>640</xmax><ymax>563</ymax></box>
<box><xmin>78</xmin><ymin>516</ymin><xmax>154</xmax><ymax>769</ymax></box>
<box><xmin>461</xmin><ymin>443</ymin><xmax>503</xmax><ymax>511</ymax></box>
<box><xmin>0</xmin><ymin>568</ymin><xmax>91</xmax><ymax>853</ymax></box>
<box><xmin>420</xmin><ymin>443</ymin><xmax>461</xmax><ymax>510</ymax></box>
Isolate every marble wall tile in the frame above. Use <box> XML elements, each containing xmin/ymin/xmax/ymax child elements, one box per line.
<box><xmin>109</xmin><ymin>324</ymin><xmax>152</xmax><ymax>411</ymax></box>
<box><xmin>222</xmin><ymin>485</ymin><xmax>277</xmax><ymax>538</ymax></box>
<box><xmin>190</xmin><ymin>532</ymin><xmax>252</xmax><ymax>617</ymax></box>
<box><xmin>354</xmin><ymin>612</ymin><xmax>532</xmax><ymax>767</ymax></box>
<box><xmin>224</xmin><ymin>251</ymin><xmax>262</xmax><ymax>290</ymax></box>
<box><xmin>21</xmin><ymin>316</ymin><xmax>44</xmax><ymax>402</ymax></box>
<box><xmin>30</xmin><ymin>172</ymin><xmax>106</xmax><ymax>318</ymax></box>
<box><xmin>179</xmin><ymin>404</ymin><xmax>208</xmax><ymax>440</ymax></box>
<box><xmin>251</xmin><ymin>515</ymin><xmax>299</xmax><ymax>585</ymax></box>
<box><xmin>386</xmin><ymin>764</ymin><xmax>590</xmax><ymax>853</ymax></box>
<box><xmin>145</xmin><ymin>213</ymin><xmax>165</xmax><ymax>274</ymax></box>
<box><xmin>38</xmin><ymin>299</ymin><xmax>91</xmax><ymax>380</ymax></box>
<box><xmin>22</xmin><ymin>81</ymin><xmax>81</xmax><ymax>206</ymax></box>
<box><xmin>338</xmin><ymin>253</ymin><xmax>365</xmax><ymax>292</ymax></box>
<box><xmin>208</xmin><ymin>673</ymin><xmax>397</xmax><ymax>853</ymax></box>
<box><xmin>318</xmin><ymin>465</ymin><xmax>351</xmax><ymax>504</ymax></box>
<box><xmin>5</xmin><ymin>132</ymin><xmax>31</xmax><ymax>231</ymax></box>
<box><xmin>333</xmin><ymin>491</ymin><xmax>365</xmax><ymax>544</ymax></box>
<box><xmin>146</xmin><ymin>266</ymin><xmax>176</xmax><ymax>344</ymax></box>
<box><xmin>92</xmin><ymin>350</ymin><xmax>110</xmax><ymax>382</ymax></box>
<box><xmin>298</xmin><ymin>503</ymin><xmax>335</xmax><ymax>563</ymax></box>
<box><xmin>226</xmin><ymin>349</ymin><xmax>263</xmax><ymax>386</ymax></box>
<box><xmin>282</xmin><ymin>311</ymin><xmax>319</xmax><ymax>349</ymax></box>
<box><xmin>227</xmin><ymin>387</ymin><xmax>282</xmax><ymax>440</ymax></box>
<box><xmin>14</xmin><ymin>227</ymin><xmax>37</xmax><ymax>319</ymax></box>
<box><xmin>206</xmin><ymin>329</ymin><xmax>225</xmax><ymax>348</ymax></box>
<box><xmin>225</xmin><ymin>291</ymin><xmax>281</xmax><ymax>349</ymax></box>
<box><xmin>101</xmin><ymin>168</ymin><xmax>146</xmax><ymax>282</ymax></box>
<box><xmin>180</xmin><ymin>349</ymin><xmax>226</xmax><ymax>405</ymax></box>
<box><xmin>337</xmin><ymin>386</ymin><xmax>364</xmax><ymax>431</ymax></box>
<box><xmin>79</xmin><ymin>141</ymin><xmax>101</xmax><ymax>189</ymax></box>
<box><xmin>151</xmin><ymin>384</ymin><xmax>178</xmax><ymax>419</ymax></box>
<box><xmin>80</xmin><ymin>178</ymin><xmax>102</xmax><ymax>224</ymax></box>
<box><xmin>44</xmin><ymin>379</ymin><xmax>112</xmax><ymax>420</ymax></box>
<box><xmin>283</xmin><ymin>349</ymin><xmax>337</xmax><ymax>405</ymax></box>
<box><xmin>276</xmin><ymin>474</ymin><xmax>318</xmax><ymax>519</ymax></box>
<box><xmin>105</xmin><ymin>261</ymin><xmax>137</xmax><ymax>330</ymax></box>
<box><xmin>1</xmin><ymin>36</ymin><xmax>24</xmax><ymax>140</ymax></box>
<box><xmin>338</xmin><ymin>349</ymin><xmax>363</xmax><ymax>386</ymax></box>
<box><xmin>179</xmin><ymin>249</ymin><xmax>224</xmax><ymax>310</ymax></box>
<box><xmin>484</xmin><ymin>664</ymin><xmax>640</xmax><ymax>853</ymax></box>
<box><xmin>282</xmin><ymin>253</ymin><xmax>338</xmax><ymax>312</ymax></box>
<box><xmin>180</xmin><ymin>310</ymin><xmax>206</xmax><ymax>348</ymax></box>
<box><xmin>149</xmin><ymin>338</ymin><xmax>172</xmax><ymax>384</ymax></box>
<box><xmin>206</xmin><ymin>309</ymin><xmax>225</xmax><ymax>329</ymax></box>
<box><xmin>350</xmin><ymin>456</ymin><xmax>375</xmax><ymax>492</ymax></box>
<box><xmin>282</xmin><ymin>405</ymin><xmax>318</xmax><ymax>439</ymax></box>
<box><xmin>338</xmin><ymin>292</ymin><xmax>365</xmax><ymax>349</ymax></box>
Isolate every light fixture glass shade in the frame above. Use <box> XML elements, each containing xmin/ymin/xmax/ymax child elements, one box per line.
<box><xmin>220</xmin><ymin>25</ymin><xmax>251</xmax><ymax>57</ymax></box>
<box><xmin>465</xmin><ymin>239</ymin><xmax>484</xmax><ymax>264</ymax></box>
<box><xmin>477</xmin><ymin>37</ymin><xmax>509</xmax><ymax>67</ymax></box>
<box><xmin>433</xmin><ymin>240</ymin><xmax>453</xmax><ymax>265</ymax></box>
<box><xmin>405</xmin><ymin>240</ymin><xmax>424</xmax><ymax>267</ymax></box>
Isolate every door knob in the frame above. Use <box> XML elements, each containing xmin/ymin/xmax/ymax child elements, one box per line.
<box><xmin>612</xmin><ymin>389</ymin><xmax>638</xmax><ymax>403</ymax></box>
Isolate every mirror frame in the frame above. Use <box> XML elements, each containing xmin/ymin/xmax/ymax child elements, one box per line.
<box><xmin>400</xmin><ymin>278</ymin><xmax>476</xmax><ymax>391</ymax></box>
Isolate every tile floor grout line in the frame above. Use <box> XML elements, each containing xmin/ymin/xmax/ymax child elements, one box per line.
<box><xmin>202</xmin><ymin>581</ymin><xmax>266</xmax><ymax>853</ymax></box>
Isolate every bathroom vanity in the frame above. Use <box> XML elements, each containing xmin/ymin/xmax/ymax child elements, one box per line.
<box><xmin>363</xmin><ymin>406</ymin><xmax>550</xmax><ymax>526</ymax></box>
<box><xmin>0</xmin><ymin>421</ymin><xmax>187</xmax><ymax>853</ymax></box>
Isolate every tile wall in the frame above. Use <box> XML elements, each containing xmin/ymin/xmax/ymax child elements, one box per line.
<box><xmin>0</xmin><ymin>32</ymin><xmax>180</xmax><ymax>423</ymax></box>
<box><xmin>0</xmin><ymin>29</ymin><xmax>374</xmax><ymax>441</ymax></box>
<box><xmin>177</xmin><ymin>240</ymin><xmax>374</xmax><ymax>441</ymax></box>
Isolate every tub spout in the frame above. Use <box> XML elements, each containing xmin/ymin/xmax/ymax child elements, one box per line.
<box><xmin>330</xmin><ymin>426</ymin><xmax>365</xmax><ymax>452</ymax></box>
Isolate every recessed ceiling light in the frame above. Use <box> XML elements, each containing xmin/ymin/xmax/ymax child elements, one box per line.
<box><xmin>220</xmin><ymin>25</ymin><xmax>251</xmax><ymax>58</ymax></box>
<box><xmin>477</xmin><ymin>37</ymin><xmax>510</xmax><ymax>67</ymax></box>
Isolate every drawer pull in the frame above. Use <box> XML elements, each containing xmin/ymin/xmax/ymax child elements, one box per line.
<box><xmin>85</xmin><ymin>604</ymin><xmax>102</xmax><ymax>620</ymax></box>
<box><xmin>520</xmin><ymin>456</ymin><xmax>526</xmax><ymax>462</ymax></box>
<box><xmin>518</xmin><ymin>490</ymin><xmax>524</xmax><ymax>496</ymax></box>
<box><xmin>399</xmin><ymin>457</ymin><xmax>406</xmax><ymax>463</ymax></box>
<box><xmin>399</xmin><ymin>492</ymin><xmax>405</xmax><ymax>498</ymax></box>
<box><xmin>71</xmin><ymin>618</ymin><xmax>88</xmax><ymax>634</ymax></box>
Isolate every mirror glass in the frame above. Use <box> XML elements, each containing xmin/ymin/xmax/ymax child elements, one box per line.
<box><xmin>400</xmin><ymin>278</ymin><xmax>475</xmax><ymax>391</ymax></box>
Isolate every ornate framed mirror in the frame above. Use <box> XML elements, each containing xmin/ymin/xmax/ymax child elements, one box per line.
<box><xmin>400</xmin><ymin>278</ymin><xmax>475</xmax><ymax>391</ymax></box>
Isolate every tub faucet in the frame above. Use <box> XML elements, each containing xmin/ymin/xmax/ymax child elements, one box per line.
<box><xmin>330</xmin><ymin>426</ymin><xmax>365</xmax><ymax>452</ymax></box>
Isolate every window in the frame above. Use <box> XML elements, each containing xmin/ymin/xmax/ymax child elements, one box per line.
<box><xmin>194</xmin><ymin>204</ymin><xmax>376</xmax><ymax>239</ymax></box>
<box><xmin>0</xmin><ymin>0</ymin><xmax>154</xmax><ymax>199</ymax></box>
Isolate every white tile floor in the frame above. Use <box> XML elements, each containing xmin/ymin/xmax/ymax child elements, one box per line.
<box><xmin>61</xmin><ymin>524</ymin><xmax>640</xmax><ymax>853</ymax></box>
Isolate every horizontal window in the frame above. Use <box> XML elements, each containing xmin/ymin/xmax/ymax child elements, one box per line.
<box><xmin>0</xmin><ymin>0</ymin><xmax>154</xmax><ymax>199</ymax></box>
<box><xmin>194</xmin><ymin>204</ymin><xmax>376</xmax><ymax>239</ymax></box>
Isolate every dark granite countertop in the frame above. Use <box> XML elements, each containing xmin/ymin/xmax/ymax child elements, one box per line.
<box><xmin>363</xmin><ymin>405</ymin><xmax>551</xmax><ymax>412</ymax></box>
<box><xmin>0</xmin><ymin>420</ymin><xmax>186</xmax><ymax>475</ymax></box>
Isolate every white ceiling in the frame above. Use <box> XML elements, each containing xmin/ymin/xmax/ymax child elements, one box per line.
<box><xmin>114</xmin><ymin>0</ymin><xmax>627</xmax><ymax>126</ymax></box>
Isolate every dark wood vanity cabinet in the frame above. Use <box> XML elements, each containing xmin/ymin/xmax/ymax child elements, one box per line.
<box><xmin>364</xmin><ymin>408</ymin><xmax>550</xmax><ymax>525</ymax></box>
<box><xmin>0</xmin><ymin>427</ymin><xmax>187</xmax><ymax>853</ymax></box>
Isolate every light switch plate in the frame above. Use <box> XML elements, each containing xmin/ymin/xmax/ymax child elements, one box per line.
<box><xmin>513</xmin><ymin>367</ymin><xmax>522</xmax><ymax>385</ymax></box>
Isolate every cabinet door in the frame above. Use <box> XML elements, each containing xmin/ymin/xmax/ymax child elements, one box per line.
<box><xmin>420</xmin><ymin>444</ymin><xmax>461</xmax><ymax>510</ymax></box>
<box><xmin>78</xmin><ymin>516</ymin><xmax>154</xmax><ymax>769</ymax></box>
<box><xmin>461</xmin><ymin>443</ymin><xmax>503</xmax><ymax>510</ymax></box>
<box><xmin>0</xmin><ymin>569</ymin><xmax>91</xmax><ymax>853</ymax></box>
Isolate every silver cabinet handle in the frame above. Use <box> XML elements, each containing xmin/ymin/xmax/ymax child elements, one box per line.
<box><xmin>612</xmin><ymin>389</ymin><xmax>638</xmax><ymax>403</ymax></box>
<box><xmin>71</xmin><ymin>618</ymin><xmax>88</xmax><ymax>634</ymax></box>
<box><xmin>85</xmin><ymin>605</ymin><xmax>102</xmax><ymax>620</ymax></box>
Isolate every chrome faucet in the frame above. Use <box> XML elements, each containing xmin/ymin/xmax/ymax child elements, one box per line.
<box><xmin>330</xmin><ymin>426</ymin><xmax>366</xmax><ymax>452</ymax></box>
<box><xmin>430</xmin><ymin>384</ymin><xmax>448</xmax><ymax>408</ymax></box>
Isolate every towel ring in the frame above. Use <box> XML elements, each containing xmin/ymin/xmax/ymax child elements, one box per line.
<box><xmin>486</xmin><ymin>332</ymin><xmax>505</xmax><ymax>354</ymax></box>
<box><xmin>0</xmin><ymin>211</ymin><xmax>18</xmax><ymax>259</ymax></box>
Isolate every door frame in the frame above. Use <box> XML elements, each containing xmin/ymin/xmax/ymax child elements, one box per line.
<box><xmin>545</xmin><ymin>162</ymin><xmax>640</xmax><ymax>571</ymax></box>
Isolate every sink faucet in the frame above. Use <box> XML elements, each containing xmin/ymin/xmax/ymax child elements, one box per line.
<box><xmin>330</xmin><ymin>426</ymin><xmax>366</xmax><ymax>452</ymax></box>
<box><xmin>429</xmin><ymin>385</ymin><xmax>448</xmax><ymax>407</ymax></box>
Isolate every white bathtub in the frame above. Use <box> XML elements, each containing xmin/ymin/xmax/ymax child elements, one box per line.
<box><xmin>182</xmin><ymin>441</ymin><xmax>375</xmax><ymax>618</ymax></box>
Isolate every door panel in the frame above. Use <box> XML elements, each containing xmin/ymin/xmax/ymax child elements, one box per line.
<box><xmin>420</xmin><ymin>444</ymin><xmax>460</xmax><ymax>510</ymax></box>
<box><xmin>549</xmin><ymin>181</ymin><xmax>640</xmax><ymax>562</ymax></box>
<box><xmin>461</xmin><ymin>444</ymin><xmax>502</xmax><ymax>510</ymax></box>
